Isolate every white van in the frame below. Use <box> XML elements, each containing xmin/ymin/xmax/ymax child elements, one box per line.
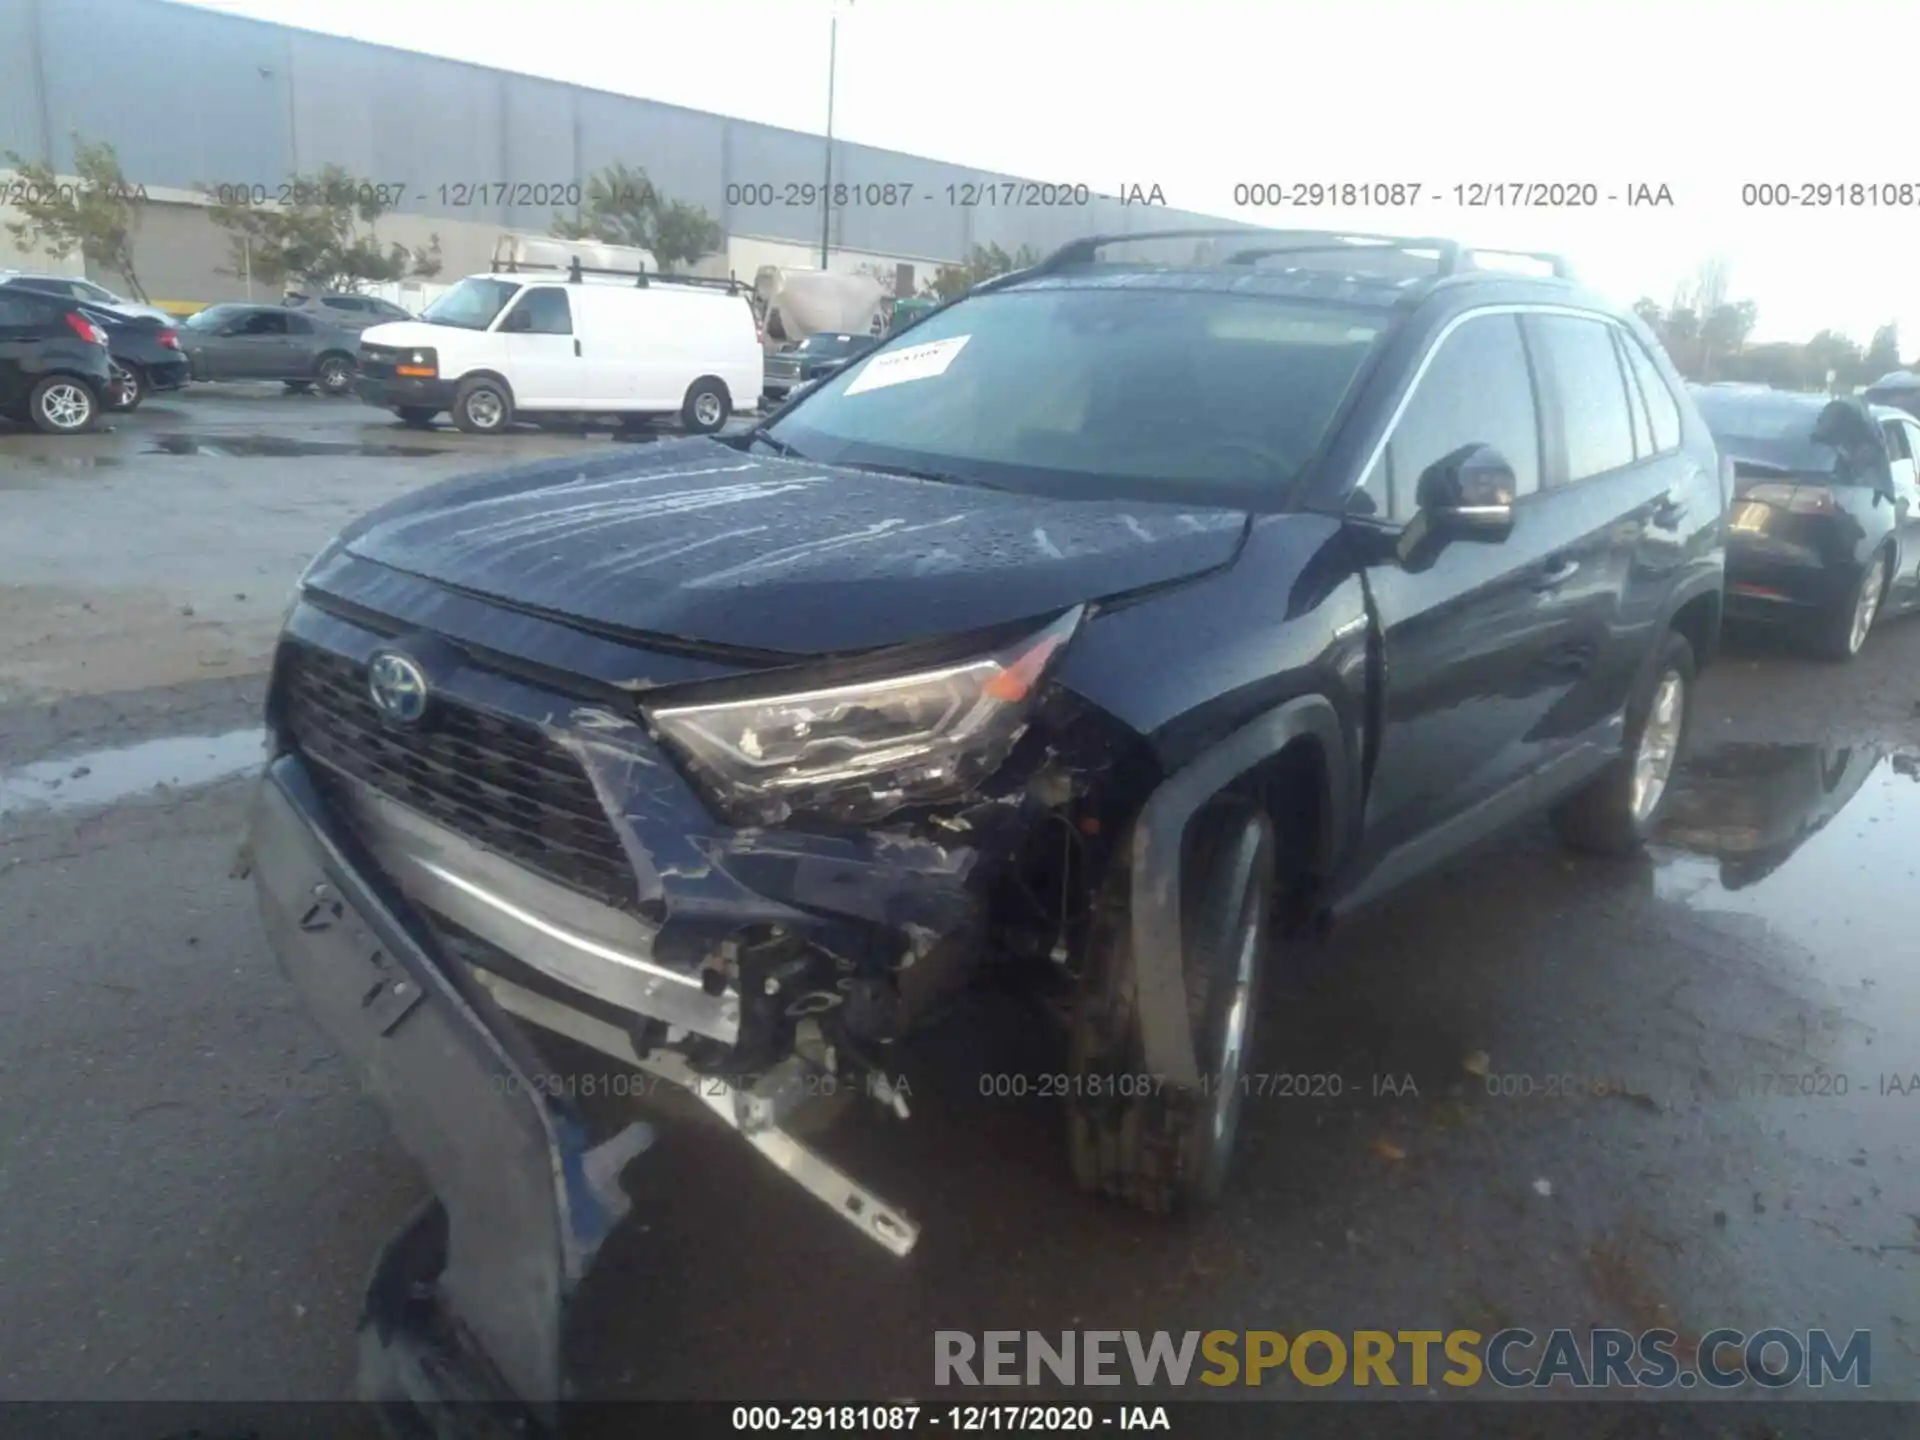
<box><xmin>354</xmin><ymin>265</ymin><xmax>763</xmax><ymax>435</ymax></box>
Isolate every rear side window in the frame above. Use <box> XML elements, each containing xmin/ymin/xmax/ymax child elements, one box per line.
<box><xmin>1530</xmin><ymin>315</ymin><xmax>1637</xmax><ymax>482</ymax></box>
<box><xmin>0</xmin><ymin>294</ymin><xmax>48</xmax><ymax>324</ymax></box>
<box><xmin>504</xmin><ymin>287</ymin><xmax>572</xmax><ymax>334</ymax></box>
<box><xmin>1620</xmin><ymin>334</ymin><xmax>1682</xmax><ymax>451</ymax></box>
<box><xmin>323</xmin><ymin>296</ymin><xmax>364</xmax><ymax>312</ymax></box>
<box><xmin>1612</xmin><ymin>330</ymin><xmax>1652</xmax><ymax>459</ymax></box>
<box><xmin>1383</xmin><ymin>312</ymin><xmax>1542</xmax><ymax>517</ymax></box>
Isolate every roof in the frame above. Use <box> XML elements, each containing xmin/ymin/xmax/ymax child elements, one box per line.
<box><xmin>986</xmin><ymin>229</ymin><xmax>1596</xmax><ymax>314</ymax></box>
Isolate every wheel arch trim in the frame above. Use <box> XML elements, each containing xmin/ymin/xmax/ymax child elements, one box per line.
<box><xmin>1127</xmin><ymin>692</ymin><xmax>1349</xmax><ymax>1090</ymax></box>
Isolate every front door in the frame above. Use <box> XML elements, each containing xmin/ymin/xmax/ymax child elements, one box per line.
<box><xmin>1347</xmin><ymin>310</ymin><xmax>1603</xmax><ymax>890</ymax></box>
<box><xmin>207</xmin><ymin>309</ymin><xmax>296</xmax><ymax>378</ymax></box>
<box><xmin>1879</xmin><ymin>418</ymin><xmax>1920</xmax><ymax>609</ymax></box>
<box><xmin>495</xmin><ymin>287</ymin><xmax>581</xmax><ymax>408</ymax></box>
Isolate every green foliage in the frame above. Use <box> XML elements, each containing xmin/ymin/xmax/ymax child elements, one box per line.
<box><xmin>551</xmin><ymin>163</ymin><xmax>722</xmax><ymax>270</ymax></box>
<box><xmin>3</xmin><ymin>136</ymin><xmax>150</xmax><ymax>299</ymax></box>
<box><xmin>201</xmin><ymin>165</ymin><xmax>442</xmax><ymax>292</ymax></box>
<box><xmin>921</xmin><ymin>242</ymin><xmax>1041</xmax><ymax>301</ymax></box>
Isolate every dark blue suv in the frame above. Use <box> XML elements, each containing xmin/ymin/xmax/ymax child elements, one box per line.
<box><xmin>241</xmin><ymin>229</ymin><xmax>1726</xmax><ymax>1424</ymax></box>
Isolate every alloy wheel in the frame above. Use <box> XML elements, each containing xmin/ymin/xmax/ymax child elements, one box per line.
<box><xmin>694</xmin><ymin>391</ymin><xmax>724</xmax><ymax>428</ymax></box>
<box><xmin>39</xmin><ymin>382</ymin><xmax>93</xmax><ymax>430</ymax></box>
<box><xmin>1630</xmin><ymin>670</ymin><xmax>1685</xmax><ymax>824</ymax></box>
<box><xmin>467</xmin><ymin>389</ymin><xmax>504</xmax><ymax>430</ymax></box>
<box><xmin>1848</xmin><ymin>563</ymin><xmax>1883</xmax><ymax>654</ymax></box>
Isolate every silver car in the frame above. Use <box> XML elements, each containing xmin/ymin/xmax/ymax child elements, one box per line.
<box><xmin>176</xmin><ymin>303</ymin><xmax>362</xmax><ymax>396</ymax></box>
<box><xmin>282</xmin><ymin>289</ymin><xmax>416</xmax><ymax>333</ymax></box>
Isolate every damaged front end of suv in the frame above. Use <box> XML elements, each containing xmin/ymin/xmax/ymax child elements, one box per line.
<box><xmin>240</xmin><ymin>476</ymin><xmax>1214</xmax><ymax>1428</ymax></box>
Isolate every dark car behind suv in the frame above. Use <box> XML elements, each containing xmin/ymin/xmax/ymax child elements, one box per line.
<box><xmin>1692</xmin><ymin>384</ymin><xmax>1920</xmax><ymax>658</ymax></box>
<box><xmin>177</xmin><ymin>303</ymin><xmax>360</xmax><ymax>395</ymax></box>
<box><xmin>240</xmin><ymin>229</ymin><xmax>1725</xmax><ymax>1425</ymax></box>
<box><xmin>79</xmin><ymin>305</ymin><xmax>190</xmax><ymax>412</ymax></box>
<box><xmin>0</xmin><ymin>287</ymin><xmax>114</xmax><ymax>433</ymax></box>
<box><xmin>763</xmin><ymin>329</ymin><xmax>881</xmax><ymax>400</ymax></box>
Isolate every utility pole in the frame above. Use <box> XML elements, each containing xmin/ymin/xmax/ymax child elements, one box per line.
<box><xmin>821</xmin><ymin>0</ymin><xmax>847</xmax><ymax>269</ymax></box>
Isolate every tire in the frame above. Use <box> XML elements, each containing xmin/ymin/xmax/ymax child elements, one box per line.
<box><xmin>28</xmin><ymin>375</ymin><xmax>100</xmax><ymax>434</ymax></box>
<box><xmin>452</xmin><ymin>377</ymin><xmax>512</xmax><ymax>434</ymax></box>
<box><xmin>1066</xmin><ymin>799</ymin><xmax>1277</xmax><ymax>1215</ymax></box>
<box><xmin>316</xmin><ymin>353</ymin><xmax>356</xmax><ymax>397</ymax></box>
<box><xmin>283</xmin><ymin>380</ymin><xmax>314</xmax><ymax>395</ymax></box>
<box><xmin>1815</xmin><ymin>550</ymin><xmax>1889</xmax><ymax>662</ymax></box>
<box><xmin>393</xmin><ymin>407</ymin><xmax>438</xmax><ymax>429</ymax></box>
<box><xmin>680</xmin><ymin>378</ymin><xmax>731</xmax><ymax>434</ymax></box>
<box><xmin>1551</xmin><ymin>629</ymin><xmax>1695</xmax><ymax>855</ymax></box>
<box><xmin>106</xmin><ymin>360</ymin><xmax>144</xmax><ymax>412</ymax></box>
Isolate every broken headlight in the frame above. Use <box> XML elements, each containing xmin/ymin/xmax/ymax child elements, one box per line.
<box><xmin>648</xmin><ymin>607</ymin><xmax>1082</xmax><ymax>826</ymax></box>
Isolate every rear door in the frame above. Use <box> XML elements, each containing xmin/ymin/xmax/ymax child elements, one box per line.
<box><xmin>0</xmin><ymin>292</ymin><xmax>55</xmax><ymax>410</ymax></box>
<box><xmin>1521</xmin><ymin>312</ymin><xmax>1703</xmax><ymax>731</ymax></box>
<box><xmin>1352</xmin><ymin>309</ymin><xmax>1599</xmax><ymax>881</ymax></box>
<box><xmin>495</xmin><ymin>286</ymin><xmax>582</xmax><ymax>407</ymax></box>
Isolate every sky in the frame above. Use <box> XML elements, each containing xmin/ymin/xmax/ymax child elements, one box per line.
<box><xmin>184</xmin><ymin>0</ymin><xmax>1920</xmax><ymax>354</ymax></box>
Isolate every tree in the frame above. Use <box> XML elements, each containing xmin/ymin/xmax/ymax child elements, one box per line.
<box><xmin>1864</xmin><ymin>323</ymin><xmax>1900</xmax><ymax>379</ymax></box>
<box><xmin>1804</xmin><ymin>330</ymin><xmax>1864</xmax><ymax>391</ymax></box>
<box><xmin>202</xmin><ymin>165</ymin><xmax>442</xmax><ymax>292</ymax></box>
<box><xmin>1631</xmin><ymin>297</ymin><xmax>1666</xmax><ymax>331</ymax></box>
<box><xmin>550</xmin><ymin>163</ymin><xmax>723</xmax><ymax>270</ymax></box>
<box><xmin>3</xmin><ymin>137</ymin><xmax>152</xmax><ymax>299</ymax></box>
<box><xmin>922</xmin><ymin>242</ymin><xmax>1041</xmax><ymax>301</ymax></box>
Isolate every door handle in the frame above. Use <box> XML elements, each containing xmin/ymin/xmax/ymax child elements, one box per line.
<box><xmin>1534</xmin><ymin>556</ymin><xmax>1580</xmax><ymax>591</ymax></box>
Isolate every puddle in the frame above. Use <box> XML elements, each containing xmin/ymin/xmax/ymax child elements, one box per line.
<box><xmin>144</xmin><ymin>434</ymin><xmax>449</xmax><ymax>458</ymax></box>
<box><xmin>1655</xmin><ymin>741</ymin><xmax>1920</xmax><ymax>1015</ymax></box>
<box><xmin>0</xmin><ymin>727</ymin><xmax>266</xmax><ymax>819</ymax></box>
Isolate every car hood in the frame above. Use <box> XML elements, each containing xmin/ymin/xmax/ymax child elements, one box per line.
<box><xmin>339</xmin><ymin>439</ymin><xmax>1250</xmax><ymax>654</ymax></box>
<box><xmin>360</xmin><ymin>320</ymin><xmax>442</xmax><ymax>348</ymax></box>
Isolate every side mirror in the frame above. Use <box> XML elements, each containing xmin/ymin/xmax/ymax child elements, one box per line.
<box><xmin>1415</xmin><ymin>443</ymin><xmax>1518</xmax><ymax>541</ymax></box>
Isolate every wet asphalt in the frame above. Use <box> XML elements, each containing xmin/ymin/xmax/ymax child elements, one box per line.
<box><xmin>0</xmin><ymin>387</ymin><xmax>1917</xmax><ymax>1412</ymax></box>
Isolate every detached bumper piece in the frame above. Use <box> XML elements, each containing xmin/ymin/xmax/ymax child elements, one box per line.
<box><xmin>248</xmin><ymin>756</ymin><xmax>651</xmax><ymax>1431</ymax></box>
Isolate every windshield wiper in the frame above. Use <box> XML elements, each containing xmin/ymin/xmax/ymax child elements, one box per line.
<box><xmin>833</xmin><ymin>459</ymin><xmax>1014</xmax><ymax>492</ymax></box>
<box><xmin>746</xmin><ymin>430</ymin><xmax>810</xmax><ymax>460</ymax></box>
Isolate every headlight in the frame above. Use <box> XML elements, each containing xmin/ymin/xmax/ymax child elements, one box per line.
<box><xmin>648</xmin><ymin>607</ymin><xmax>1083</xmax><ymax>826</ymax></box>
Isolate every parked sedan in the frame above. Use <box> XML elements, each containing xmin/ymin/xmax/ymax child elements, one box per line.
<box><xmin>78</xmin><ymin>306</ymin><xmax>190</xmax><ymax>412</ymax></box>
<box><xmin>176</xmin><ymin>303</ymin><xmax>360</xmax><ymax>395</ymax></box>
<box><xmin>283</xmin><ymin>289</ymin><xmax>416</xmax><ymax>333</ymax></box>
<box><xmin>1692</xmin><ymin>386</ymin><xmax>1920</xmax><ymax>659</ymax></box>
<box><xmin>0</xmin><ymin>270</ymin><xmax>175</xmax><ymax>325</ymax></box>
<box><xmin>762</xmin><ymin>330</ymin><xmax>880</xmax><ymax>401</ymax></box>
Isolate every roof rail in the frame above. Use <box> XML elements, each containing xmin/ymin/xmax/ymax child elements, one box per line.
<box><xmin>1020</xmin><ymin>227</ymin><xmax>1574</xmax><ymax>283</ymax></box>
<box><xmin>487</xmin><ymin>255</ymin><xmax>751</xmax><ymax>295</ymax></box>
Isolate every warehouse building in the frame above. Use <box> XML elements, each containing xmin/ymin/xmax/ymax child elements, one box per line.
<box><xmin>0</xmin><ymin>0</ymin><xmax>1252</xmax><ymax>310</ymax></box>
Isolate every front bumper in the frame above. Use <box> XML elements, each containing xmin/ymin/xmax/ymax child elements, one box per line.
<box><xmin>246</xmin><ymin>754</ymin><xmax>642</xmax><ymax>1430</ymax></box>
<box><xmin>358</xmin><ymin>372</ymin><xmax>458</xmax><ymax>412</ymax></box>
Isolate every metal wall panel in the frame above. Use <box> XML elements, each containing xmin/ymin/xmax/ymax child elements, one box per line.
<box><xmin>3</xmin><ymin>0</ymin><xmax>1261</xmax><ymax>289</ymax></box>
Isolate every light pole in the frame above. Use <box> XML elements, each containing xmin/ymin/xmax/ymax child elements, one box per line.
<box><xmin>821</xmin><ymin>0</ymin><xmax>847</xmax><ymax>269</ymax></box>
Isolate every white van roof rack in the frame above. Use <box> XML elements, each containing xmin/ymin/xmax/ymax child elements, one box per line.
<box><xmin>489</xmin><ymin>255</ymin><xmax>750</xmax><ymax>296</ymax></box>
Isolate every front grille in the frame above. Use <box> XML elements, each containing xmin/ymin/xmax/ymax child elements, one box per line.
<box><xmin>280</xmin><ymin>643</ymin><xmax>635</xmax><ymax>909</ymax></box>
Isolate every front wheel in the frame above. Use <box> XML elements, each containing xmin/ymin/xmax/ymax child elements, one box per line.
<box><xmin>1816</xmin><ymin>551</ymin><xmax>1888</xmax><ymax>662</ymax></box>
<box><xmin>451</xmin><ymin>377</ymin><xmax>512</xmax><ymax>434</ymax></box>
<box><xmin>316</xmin><ymin>354</ymin><xmax>356</xmax><ymax>397</ymax></box>
<box><xmin>1551</xmin><ymin>630</ymin><xmax>1695</xmax><ymax>854</ymax></box>
<box><xmin>1066</xmin><ymin>800</ymin><xmax>1277</xmax><ymax>1215</ymax></box>
<box><xmin>680</xmin><ymin>379</ymin><xmax>731</xmax><ymax>435</ymax></box>
<box><xmin>28</xmin><ymin>375</ymin><xmax>100</xmax><ymax>434</ymax></box>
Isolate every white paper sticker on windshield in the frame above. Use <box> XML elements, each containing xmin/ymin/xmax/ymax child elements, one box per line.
<box><xmin>843</xmin><ymin>336</ymin><xmax>970</xmax><ymax>396</ymax></box>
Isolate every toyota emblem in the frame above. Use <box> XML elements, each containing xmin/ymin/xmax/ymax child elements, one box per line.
<box><xmin>367</xmin><ymin>650</ymin><xmax>429</xmax><ymax>724</ymax></box>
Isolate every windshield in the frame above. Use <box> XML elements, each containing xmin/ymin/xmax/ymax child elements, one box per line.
<box><xmin>182</xmin><ymin>304</ymin><xmax>246</xmax><ymax>330</ymax></box>
<box><xmin>765</xmin><ymin>285</ymin><xmax>1386</xmax><ymax>503</ymax></box>
<box><xmin>420</xmin><ymin>277</ymin><xmax>521</xmax><ymax>330</ymax></box>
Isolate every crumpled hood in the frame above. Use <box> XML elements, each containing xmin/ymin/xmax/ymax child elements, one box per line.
<box><xmin>340</xmin><ymin>438</ymin><xmax>1249</xmax><ymax>655</ymax></box>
